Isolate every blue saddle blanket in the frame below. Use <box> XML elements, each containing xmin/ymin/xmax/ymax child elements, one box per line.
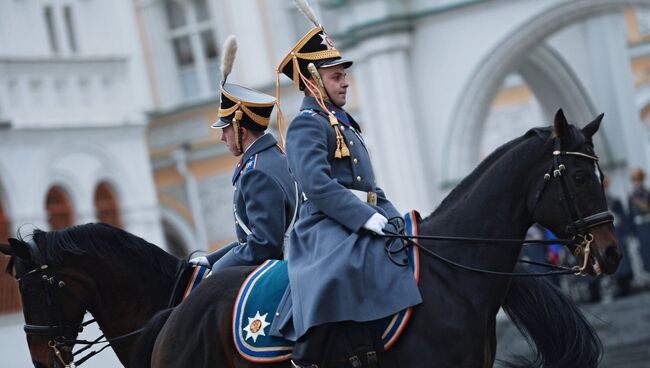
<box><xmin>232</xmin><ymin>211</ymin><xmax>421</xmax><ymax>363</ymax></box>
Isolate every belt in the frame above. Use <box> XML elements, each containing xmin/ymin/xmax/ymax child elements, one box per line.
<box><xmin>302</xmin><ymin>189</ymin><xmax>377</xmax><ymax>205</ymax></box>
<box><xmin>350</xmin><ymin>189</ymin><xmax>377</xmax><ymax>205</ymax></box>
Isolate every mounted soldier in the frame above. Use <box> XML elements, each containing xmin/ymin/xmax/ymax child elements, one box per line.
<box><xmin>191</xmin><ymin>36</ymin><xmax>299</xmax><ymax>273</ymax></box>
<box><xmin>269</xmin><ymin>2</ymin><xmax>422</xmax><ymax>366</ymax></box>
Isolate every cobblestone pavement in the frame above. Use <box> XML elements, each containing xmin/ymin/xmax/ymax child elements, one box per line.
<box><xmin>495</xmin><ymin>291</ymin><xmax>650</xmax><ymax>368</ymax></box>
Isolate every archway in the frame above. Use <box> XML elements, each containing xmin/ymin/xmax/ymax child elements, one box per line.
<box><xmin>445</xmin><ymin>0</ymin><xmax>649</xmax><ymax>182</ymax></box>
<box><xmin>46</xmin><ymin>185</ymin><xmax>74</xmax><ymax>230</ymax></box>
<box><xmin>94</xmin><ymin>182</ymin><xmax>122</xmax><ymax>227</ymax></box>
<box><xmin>160</xmin><ymin>206</ymin><xmax>195</xmax><ymax>258</ymax></box>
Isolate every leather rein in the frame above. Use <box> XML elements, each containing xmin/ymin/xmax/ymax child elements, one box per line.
<box><xmin>382</xmin><ymin>137</ymin><xmax>614</xmax><ymax>277</ymax></box>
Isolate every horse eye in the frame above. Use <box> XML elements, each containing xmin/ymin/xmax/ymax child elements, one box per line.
<box><xmin>572</xmin><ymin>173</ymin><xmax>587</xmax><ymax>187</ymax></box>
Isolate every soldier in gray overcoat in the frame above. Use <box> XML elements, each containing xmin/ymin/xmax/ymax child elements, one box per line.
<box><xmin>191</xmin><ymin>36</ymin><xmax>298</xmax><ymax>273</ymax></box>
<box><xmin>272</xmin><ymin>24</ymin><xmax>422</xmax><ymax>367</ymax></box>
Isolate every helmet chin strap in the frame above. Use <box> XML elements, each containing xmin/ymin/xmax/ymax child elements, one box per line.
<box><xmin>233</xmin><ymin>109</ymin><xmax>244</xmax><ymax>155</ymax></box>
<box><xmin>301</xmin><ymin>64</ymin><xmax>349</xmax><ymax>159</ymax></box>
<box><xmin>307</xmin><ymin>63</ymin><xmax>332</xmax><ymax>102</ymax></box>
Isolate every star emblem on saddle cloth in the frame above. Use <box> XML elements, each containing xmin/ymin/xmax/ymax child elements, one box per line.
<box><xmin>243</xmin><ymin>311</ymin><xmax>271</xmax><ymax>343</ymax></box>
<box><xmin>320</xmin><ymin>33</ymin><xmax>335</xmax><ymax>50</ymax></box>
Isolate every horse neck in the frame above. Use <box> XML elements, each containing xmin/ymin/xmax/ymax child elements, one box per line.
<box><xmin>75</xmin><ymin>242</ymin><xmax>179</xmax><ymax>356</ymax></box>
<box><xmin>419</xmin><ymin>137</ymin><xmax>547</xmax><ymax>288</ymax></box>
<box><xmin>429</xmin><ymin>137</ymin><xmax>543</xmax><ymax>240</ymax></box>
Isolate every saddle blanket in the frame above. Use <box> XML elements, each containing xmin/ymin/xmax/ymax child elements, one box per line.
<box><xmin>232</xmin><ymin>210</ymin><xmax>421</xmax><ymax>363</ymax></box>
<box><xmin>182</xmin><ymin>264</ymin><xmax>210</xmax><ymax>301</ymax></box>
<box><xmin>166</xmin><ymin>263</ymin><xmax>211</xmax><ymax>309</ymax></box>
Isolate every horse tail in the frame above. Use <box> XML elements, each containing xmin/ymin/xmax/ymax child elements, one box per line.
<box><xmin>500</xmin><ymin>274</ymin><xmax>602</xmax><ymax>368</ymax></box>
<box><xmin>131</xmin><ymin>308</ymin><xmax>174</xmax><ymax>368</ymax></box>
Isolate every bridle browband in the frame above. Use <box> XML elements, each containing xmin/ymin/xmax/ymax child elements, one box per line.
<box><xmin>381</xmin><ymin>137</ymin><xmax>614</xmax><ymax>277</ymax></box>
<box><xmin>16</xmin><ymin>239</ymin><xmax>145</xmax><ymax>368</ymax></box>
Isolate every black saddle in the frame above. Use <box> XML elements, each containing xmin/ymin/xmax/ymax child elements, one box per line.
<box><xmin>296</xmin><ymin>321</ymin><xmax>400</xmax><ymax>368</ymax></box>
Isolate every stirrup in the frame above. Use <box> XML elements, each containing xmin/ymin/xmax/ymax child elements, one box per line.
<box><xmin>291</xmin><ymin>359</ymin><xmax>318</xmax><ymax>368</ymax></box>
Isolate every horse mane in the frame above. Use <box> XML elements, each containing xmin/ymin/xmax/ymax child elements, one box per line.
<box><xmin>30</xmin><ymin>223</ymin><xmax>177</xmax><ymax>279</ymax></box>
<box><xmin>426</xmin><ymin>123</ymin><xmax>591</xmax><ymax>222</ymax></box>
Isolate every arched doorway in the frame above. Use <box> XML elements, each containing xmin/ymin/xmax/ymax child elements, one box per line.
<box><xmin>46</xmin><ymin>186</ymin><xmax>74</xmax><ymax>230</ymax></box>
<box><xmin>445</xmin><ymin>0</ymin><xmax>649</xmax><ymax>183</ymax></box>
<box><xmin>94</xmin><ymin>182</ymin><xmax>122</xmax><ymax>227</ymax></box>
<box><xmin>0</xmin><ymin>195</ymin><xmax>21</xmax><ymax>314</ymax></box>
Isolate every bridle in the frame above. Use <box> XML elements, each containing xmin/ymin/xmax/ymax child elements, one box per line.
<box><xmin>531</xmin><ymin>137</ymin><xmax>614</xmax><ymax>274</ymax></box>
<box><xmin>381</xmin><ymin>137</ymin><xmax>614</xmax><ymax>276</ymax></box>
<box><xmin>15</xmin><ymin>239</ymin><xmax>143</xmax><ymax>368</ymax></box>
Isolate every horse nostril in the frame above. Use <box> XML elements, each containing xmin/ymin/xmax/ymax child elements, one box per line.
<box><xmin>605</xmin><ymin>245</ymin><xmax>621</xmax><ymax>264</ymax></box>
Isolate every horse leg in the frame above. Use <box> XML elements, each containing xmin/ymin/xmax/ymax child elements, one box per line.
<box><xmin>151</xmin><ymin>268</ymin><xmax>252</xmax><ymax>368</ymax></box>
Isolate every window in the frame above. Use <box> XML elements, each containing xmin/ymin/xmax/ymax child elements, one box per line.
<box><xmin>637</xmin><ymin>8</ymin><xmax>650</xmax><ymax>36</ymax></box>
<box><xmin>201</xmin><ymin>30</ymin><xmax>219</xmax><ymax>89</ymax></box>
<box><xmin>165</xmin><ymin>0</ymin><xmax>220</xmax><ymax>100</ymax></box>
<box><xmin>64</xmin><ymin>6</ymin><xmax>78</xmax><ymax>53</ymax></box>
<box><xmin>44</xmin><ymin>6</ymin><xmax>59</xmax><ymax>53</ymax></box>
<box><xmin>94</xmin><ymin>182</ymin><xmax>122</xmax><ymax>228</ymax></box>
<box><xmin>173</xmin><ymin>35</ymin><xmax>199</xmax><ymax>98</ymax></box>
<box><xmin>0</xmin><ymin>196</ymin><xmax>21</xmax><ymax>315</ymax></box>
<box><xmin>46</xmin><ymin>186</ymin><xmax>74</xmax><ymax>230</ymax></box>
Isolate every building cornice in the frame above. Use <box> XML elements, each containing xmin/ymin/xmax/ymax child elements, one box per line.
<box><xmin>329</xmin><ymin>0</ymin><xmax>486</xmax><ymax>48</ymax></box>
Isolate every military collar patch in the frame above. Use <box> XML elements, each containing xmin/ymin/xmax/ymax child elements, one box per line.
<box><xmin>232</xmin><ymin>154</ymin><xmax>258</xmax><ymax>184</ymax></box>
<box><xmin>244</xmin><ymin>154</ymin><xmax>258</xmax><ymax>174</ymax></box>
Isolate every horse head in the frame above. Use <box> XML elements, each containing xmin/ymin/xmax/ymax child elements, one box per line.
<box><xmin>1</xmin><ymin>232</ymin><xmax>87</xmax><ymax>368</ymax></box>
<box><xmin>527</xmin><ymin>109</ymin><xmax>620</xmax><ymax>276</ymax></box>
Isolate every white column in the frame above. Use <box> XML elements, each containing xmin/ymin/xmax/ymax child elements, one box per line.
<box><xmin>172</xmin><ymin>147</ymin><xmax>208</xmax><ymax>251</ymax></box>
<box><xmin>350</xmin><ymin>32</ymin><xmax>433</xmax><ymax>213</ymax></box>
<box><xmin>583</xmin><ymin>14</ymin><xmax>649</xmax><ymax>171</ymax></box>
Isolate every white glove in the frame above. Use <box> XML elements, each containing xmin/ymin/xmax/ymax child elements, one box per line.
<box><xmin>362</xmin><ymin>213</ymin><xmax>388</xmax><ymax>235</ymax></box>
<box><xmin>189</xmin><ymin>256</ymin><xmax>210</xmax><ymax>268</ymax></box>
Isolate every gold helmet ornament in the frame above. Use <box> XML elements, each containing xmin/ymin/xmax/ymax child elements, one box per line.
<box><xmin>213</xmin><ymin>35</ymin><xmax>278</xmax><ymax>153</ymax></box>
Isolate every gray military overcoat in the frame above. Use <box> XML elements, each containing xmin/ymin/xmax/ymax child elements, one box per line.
<box><xmin>272</xmin><ymin>97</ymin><xmax>422</xmax><ymax>340</ymax></box>
<box><xmin>208</xmin><ymin>134</ymin><xmax>298</xmax><ymax>272</ymax></box>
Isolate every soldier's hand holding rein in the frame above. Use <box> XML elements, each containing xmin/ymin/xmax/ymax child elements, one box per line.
<box><xmin>363</xmin><ymin>213</ymin><xmax>388</xmax><ymax>235</ymax></box>
<box><xmin>189</xmin><ymin>256</ymin><xmax>211</xmax><ymax>268</ymax></box>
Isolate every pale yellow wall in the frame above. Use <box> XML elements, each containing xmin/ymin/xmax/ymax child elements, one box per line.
<box><xmin>625</xmin><ymin>7</ymin><xmax>650</xmax><ymax>45</ymax></box>
<box><xmin>491</xmin><ymin>85</ymin><xmax>532</xmax><ymax>107</ymax></box>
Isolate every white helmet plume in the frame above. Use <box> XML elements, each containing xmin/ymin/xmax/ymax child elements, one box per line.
<box><xmin>220</xmin><ymin>35</ymin><xmax>237</xmax><ymax>84</ymax></box>
<box><xmin>293</xmin><ymin>0</ymin><xmax>321</xmax><ymax>28</ymax></box>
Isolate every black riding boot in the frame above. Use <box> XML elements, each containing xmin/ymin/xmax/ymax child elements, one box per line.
<box><xmin>291</xmin><ymin>323</ymin><xmax>334</xmax><ymax>367</ymax></box>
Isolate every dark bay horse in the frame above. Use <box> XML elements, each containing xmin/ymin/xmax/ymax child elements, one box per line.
<box><xmin>138</xmin><ymin>110</ymin><xmax>620</xmax><ymax>367</ymax></box>
<box><xmin>0</xmin><ymin>223</ymin><xmax>182</xmax><ymax>367</ymax></box>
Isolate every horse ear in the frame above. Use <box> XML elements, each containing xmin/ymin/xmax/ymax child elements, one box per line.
<box><xmin>8</xmin><ymin>238</ymin><xmax>31</xmax><ymax>260</ymax></box>
<box><xmin>553</xmin><ymin>109</ymin><xmax>569</xmax><ymax>143</ymax></box>
<box><xmin>582</xmin><ymin>113</ymin><xmax>604</xmax><ymax>139</ymax></box>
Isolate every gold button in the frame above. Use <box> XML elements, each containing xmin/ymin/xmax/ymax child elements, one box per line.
<box><xmin>349</xmin><ymin>140</ymin><xmax>354</xmax><ymax>146</ymax></box>
<box><xmin>356</xmin><ymin>176</ymin><xmax>362</xmax><ymax>182</ymax></box>
<box><xmin>353</xmin><ymin>158</ymin><xmax>358</xmax><ymax>164</ymax></box>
